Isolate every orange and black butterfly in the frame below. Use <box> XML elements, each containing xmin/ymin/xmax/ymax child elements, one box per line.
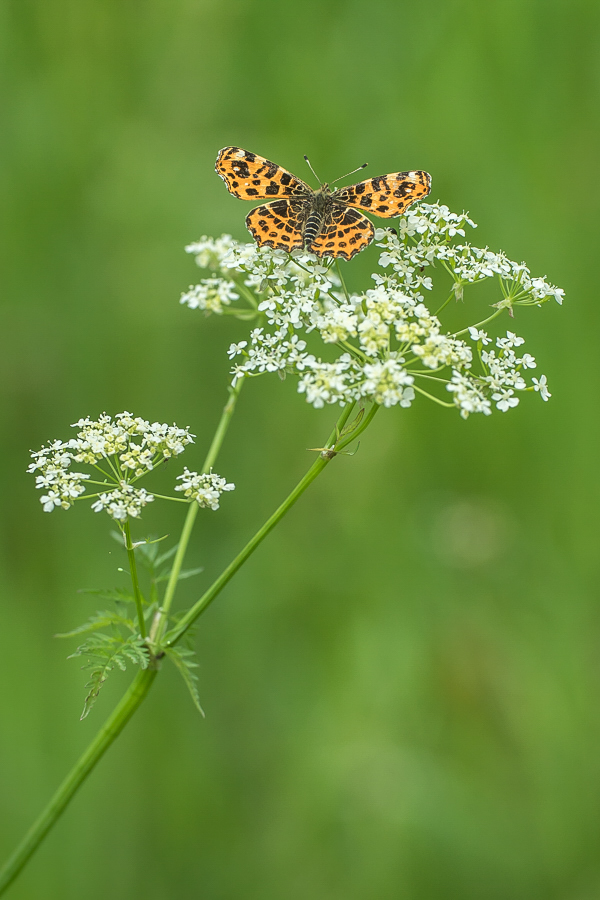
<box><xmin>216</xmin><ymin>147</ymin><xmax>431</xmax><ymax>261</ymax></box>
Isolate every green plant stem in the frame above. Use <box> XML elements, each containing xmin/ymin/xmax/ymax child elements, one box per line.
<box><xmin>163</xmin><ymin>402</ymin><xmax>357</xmax><ymax>648</ymax></box>
<box><xmin>0</xmin><ymin>668</ymin><xmax>157</xmax><ymax>897</ymax></box>
<box><xmin>123</xmin><ymin>521</ymin><xmax>147</xmax><ymax>639</ymax></box>
<box><xmin>149</xmin><ymin>378</ymin><xmax>245</xmax><ymax>646</ymax></box>
<box><xmin>452</xmin><ymin>307</ymin><xmax>503</xmax><ymax>338</ymax></box>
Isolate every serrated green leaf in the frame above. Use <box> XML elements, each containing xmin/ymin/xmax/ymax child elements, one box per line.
<box><xmin>165</xmin><ymin>647</ymin><xmax>204</xmax><ymax>716</ymax></box>
<box><xmin>67</xmin><ymin>632</ymin><xmax>116</xmax><ymax>660</ymax></box>
<box><xmin>77</xmin><ymin>587</ymin><xmax>136</xmax><ymax>605</ymax></box>
<box><xmin>56</xmin><ymin>610</ymin><xmax>136</xmax><ymax>639</ymax></box>
<box><xmin>69</xmin><ymin>634</ymin><xmax>150</xmax><ymax>720</ymax></box>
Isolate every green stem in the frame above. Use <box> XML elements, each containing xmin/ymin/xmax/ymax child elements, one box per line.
<box><xmin>149</xmin><ymin>378</ymin><xmax>245</xmax><ymax>646</ymax></box>
<box><xmin>412</xmin><ymin>372</ymin><xmax>450</xmax><ymax>383</ymax></box>
<box><xmin>452</xmin><ymin>307</ymin><xmax>503</xmax><ymax>338</ymax></box>
<box><xmin>335</xmin><ymin>260</ymin><xmax>351</xmax><ymax>302</ymax></box>
<box><xmin>163</xmin><ymin>403</ymin><xmax>357</xmax><ymax>648</ymax></box>
<box><xmin>412</xmin><ymin>384</ymin><xmax>454</xmax><ymax>408</ymax></box>
<box><xmin>123</xmin><ymin>521</ymin><xmax>146</xmax><ymax>639</ymax></box>
<box><xmin>434</xmin><ymin>288</ymin><xmax>457</xmax><ymax>316</ymax></box>
<box><xmin>0</xmin><ymin>669</ymin><xmax>158</xmax><ymax>897</ymax></box>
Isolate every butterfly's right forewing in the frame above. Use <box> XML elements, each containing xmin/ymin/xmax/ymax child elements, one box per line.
<box><xmin>335</xmin><ymin>171</ymin><xmax>431</xmax><ymax>217</ymax></box>
<box><xmin>216</xmin><ymin>147</ymin><xmax>312</xmax><ymax>201</ymax></box>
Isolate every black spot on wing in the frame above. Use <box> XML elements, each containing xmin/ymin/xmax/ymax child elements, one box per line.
<box><xmin>232</xmin><ymin>161</ymin><xmax>251</xmax><ymax>179</ymax></box>
<box><xmin>260</xmin><ymin>162</ymin><xmax>279</xmax><ymax>179</ymax></box>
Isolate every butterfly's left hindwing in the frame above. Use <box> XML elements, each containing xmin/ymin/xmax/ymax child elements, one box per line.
<box><xmin>334</xmin><ymin>171</ymin><xmax>431</xmax><ymax>218</ymax></box>
<box><xmin>245</xmin><ymin>199</ymin><xmax>306</xmax><ymax>252</ymax></box>
<box><xmin>216</xmin><ymin>147</ymin><xmax>312</xmax><ymax>201</ymax></box>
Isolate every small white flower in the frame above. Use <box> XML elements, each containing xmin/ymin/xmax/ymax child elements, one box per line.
<box><xmin>532</xmin><ymin>374</ymin><xmax>551</xmax><ymax>401</ymax></box>
<box><xmin>227</xmin><ymin>341</ymin><xmax>248</xmax><ymax>359</ymax></box>
<box><xmin>492</xmin><ymin>389</ymin><xmax>520</xmax><ymax>412</ymax></box>
<box><xmin>520</xmin><ymin>353</ymin><xmax>536</xmax><ymax>369</ymax></box>
<box><xmin>497</xmin><ymin>331</ymin><xmax>525</xmax><ymax>350</ymax></box>
<box><xmin>468</xmin><ymin>327</ymin><xmax>491</xmax><ymax>345</ymax></box>
<box><xmin>40</xmin><ymin>490</ymin><xmax>66</xmax><ymax>512</ymax></box>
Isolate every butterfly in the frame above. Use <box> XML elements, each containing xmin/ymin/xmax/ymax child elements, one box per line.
<box><xmin>216</xmin><ymin>147</ymin><xmax>432</xmax><ymax>261</ymax></box>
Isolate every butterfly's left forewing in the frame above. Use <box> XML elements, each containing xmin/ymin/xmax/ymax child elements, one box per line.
<box><xmin>334</xmin><ymin>170</ymin><xmax>431</xmax><ymax>218</ymax></box>
<box><xmin>216</xmin><ymin>147</ymin><xmax>312</xmax><ymax>201</ymax></box>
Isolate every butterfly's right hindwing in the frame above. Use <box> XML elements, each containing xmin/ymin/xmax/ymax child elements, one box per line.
<box><xmin>309</xmin><ymin>204</ymin><xmax>374</xmax><ymax>260</ymax></box>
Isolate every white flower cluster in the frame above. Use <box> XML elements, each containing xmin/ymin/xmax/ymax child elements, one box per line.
<box><xmin>67</xmin><ymin>412</ymin><xmax>194</xmax><ymax>473</ymax></box>
<box><xmin>174</xmin><ymin>468</ymin><xmax>235</xmax><ymax>510</ymax></box>
<box><xmin>183</xmin><ymin>202</ymin><xmax>563</xmax><ymax>417</ymax></box>
<box><xmin>29</xmin><ymin>412</ymin><xmax>203</xmax><ymax>521</ymax></box>
<box><xmin>90</xmin><ymin>485</ymin><xmax>155</xmax><ymax>521</ymax></box>
<box><xmin>180</xmin><ymin>278</ymin><xmax>239</xmax><ymax>314</ymax></box>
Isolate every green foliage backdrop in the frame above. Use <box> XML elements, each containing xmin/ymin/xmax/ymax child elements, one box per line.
<box><xmin>1</xmin><ymin>0</ymin><xmax>599</xmax><ymax>897</ymax></box>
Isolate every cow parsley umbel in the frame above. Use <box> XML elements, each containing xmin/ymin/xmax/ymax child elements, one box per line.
<box><xmin>183</xmin><ymin>202</ymin><xmax>562</xmax><ymax>418</ymax></box>
<box><xmin>28</xmin><ymin>412</ymin><xmax>234</xmax><ymax>521</ymax></box>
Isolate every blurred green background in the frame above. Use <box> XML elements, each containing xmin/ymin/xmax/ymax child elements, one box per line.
<box><xmin>1</xmin><ymin>0</ymin><xmax>599</xmax><ymax>897</ymax></box>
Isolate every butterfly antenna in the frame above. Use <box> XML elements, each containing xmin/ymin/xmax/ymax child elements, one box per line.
<box><xmin>329</xmin><ymin>162</ymin><xmax>368</xmax><ymax>187</ymax></box>
<box><xmin>304</xmin><ymin>155</ymin><xmax>323</xmax><ymax>186</ymax></box>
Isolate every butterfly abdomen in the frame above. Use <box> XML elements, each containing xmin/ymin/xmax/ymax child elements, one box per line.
<box><xmin>303</xmin><ymin>212</ymin><xmax>324</xmax><ymax>250</ymax></box>
<box><xmin>303</xmin><ymin>191</ymin><xmax>332</xmax><ymax>250</ymax></box>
